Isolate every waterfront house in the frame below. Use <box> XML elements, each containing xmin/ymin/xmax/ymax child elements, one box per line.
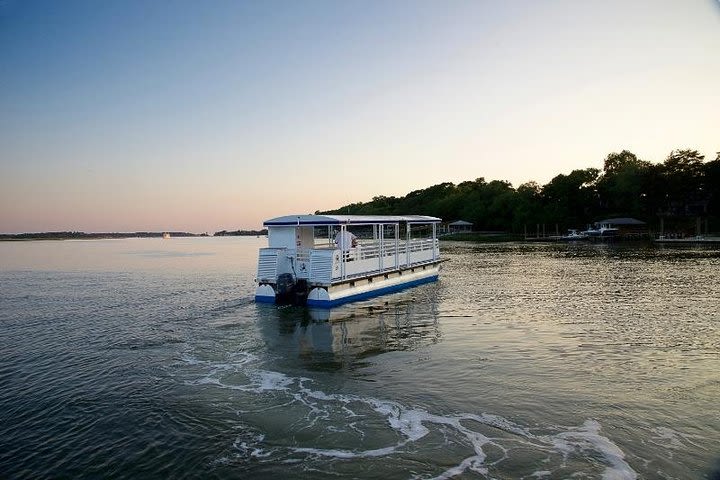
<box><xmin>593</xmin><ymin>217</ymin><xmax>648</xmax><ymax>237</ymax></box>
<box><xmin>447</xmin><ymin>220</ymin><xmax>473</xmax><ymax>234</ymax></box>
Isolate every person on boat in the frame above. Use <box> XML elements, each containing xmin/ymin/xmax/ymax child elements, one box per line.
<box><xmin>334</xmin><ymin>230</ymin><xmax>357</xmax><ymax>252</ymax></box>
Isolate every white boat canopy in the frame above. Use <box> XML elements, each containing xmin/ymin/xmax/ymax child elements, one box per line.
<box><xmin>263</xmin><ymin>214</ymin><xmax>441</xmax><ymax>226</ymax></box>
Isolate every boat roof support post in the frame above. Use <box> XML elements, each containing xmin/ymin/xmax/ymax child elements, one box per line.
<box><xmin>395</xmin><ymin>223</ymin><xmax>399</xmax><ymax>270</ymax></box>
<box><xmin>432</xmin><ymin>222</ymin><xmax>437</xmax><ymax>261</ymax></box>
<box><xmin>379</xmin><ymin>223</ymin><xmax>384</xmax><ymax>272</ymax></box>
<box><xmin>406</xmin><ymin>222</ymin><xmax>410</xmax><ymax>267</ymax></box>
<box><xmin>340</xmin><ymin>225</ymin><xmax>346</xmax><ymax>280</ymax></box>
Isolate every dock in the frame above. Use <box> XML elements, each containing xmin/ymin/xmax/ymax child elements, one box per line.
<box><xmin>654</xmin><ymin>236</ymin><xmax>720</xmax><ymax>245</ymax></box>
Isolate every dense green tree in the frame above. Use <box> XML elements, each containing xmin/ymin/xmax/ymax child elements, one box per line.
<box><xmin>603</xmin><ymin>150</ymin><xmax>642</xmax><ymax>174</ymax></box>
<box><xmin>541</xmin><ymin>168</ymin><xmax>600</xmax><ymax>227</ymax></box>
<box><xmin>702</xmin><ymin>155</ymin><xmax>720</xmax><ymax>217</ymax></box>
<box><xmin>319</xmin><ymin>148</ymin><xmax>717</xmax><ymax>234</ymax></box>
<box><xmin>596</xmin><ymin>150</ymin><xmax>654</xmax><ymax>218</ymax></box>
<box><xmin>511</xmin><ymin>182</ymin><xmax>542</xmax><ymax>232</ymax></box>
<box><xmin>661</xmin><ymin>149</ymin><xmax>706</xmax><ymax>215</ymax></box>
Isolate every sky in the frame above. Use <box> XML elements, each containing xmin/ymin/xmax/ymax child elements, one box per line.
<box><xmin>1</xmin><ymin>0</ymin><xmax>719</xmax><ymax>233</ymax></box>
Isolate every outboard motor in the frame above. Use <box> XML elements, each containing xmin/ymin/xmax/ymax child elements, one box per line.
<box><xmin>293</xmin><ymin>279</ymin><xmax>309</xmax><ymax>305</ymax></box>
<box><xmin>275</xmin><ymin>274</ymin><xmax>310</xmax><ymax>305</ymax></box>
<box><xmin>275</xmin><ymin>273</ymin><xmax>296</xmax><ymax>304</ymax></box>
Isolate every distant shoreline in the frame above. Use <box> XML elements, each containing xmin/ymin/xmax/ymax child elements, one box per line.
<box><xmin>0</xmin><ymin>230</ymin><xmax>268</xmax><ymax>241</ymax></box>
<box><xmin>0</xmin><ymin>232</ymin><xmax>205</xmax><ymax>241</ymax></box>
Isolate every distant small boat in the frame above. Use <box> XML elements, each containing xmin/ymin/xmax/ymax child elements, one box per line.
<box><xmin>561</xmin><ymin>229</ymin><xmax>588</xmax><ymax>241</ymax></box>
<box><xmin>581</xmin><ymin>224</ymin><xmax>619</xmax><ymax>237</ymax></box>
<box><xmin>162</xmin><ymin>232</ymin><xmax>171</xmax><ymax>239</ymax></box>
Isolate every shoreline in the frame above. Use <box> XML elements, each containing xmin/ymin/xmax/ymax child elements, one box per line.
<box><xmin>0</xmin><ymin>232</ymin><xmax>204</xmax><ymax>241</ymax></box>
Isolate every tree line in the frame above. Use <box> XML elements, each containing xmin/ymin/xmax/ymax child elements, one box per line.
<box><xmin>214</xmin><ymin>229</ymin><xmax>268</xmax><ymax>236</ymax></box>
<box><xmin>320</xmin><ymin>149</ymin><xmax>720</xmax><ymax>234</ymax></box>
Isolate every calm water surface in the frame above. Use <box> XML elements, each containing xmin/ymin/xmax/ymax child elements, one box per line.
<box><xmin>1</xmin><ymin>237</ymin><xmax>719</xmax><ymax>479</ymax></box>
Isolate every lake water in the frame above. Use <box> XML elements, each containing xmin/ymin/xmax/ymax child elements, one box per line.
<box><xmin>1</xmin><ymin>237</ymin><xmax>719</xmax><ymax>479</ymax></box>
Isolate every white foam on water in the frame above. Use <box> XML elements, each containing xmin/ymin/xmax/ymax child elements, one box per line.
<box><xmin>283</xmin><ymin>393</ymin><xmax>503</xmax><ymax>477</ymax></box>
<box><xmin>649</xmin><ymin>426</ymin><xmax>706</xmax><ymax>454</ymax></box>
<box><xmin>233</xmin><ymin>433</ymin><xmax>273</xmax><ymax>459</ymax></box>
<box><xmin>428</xmin><ymin>455</ymin><xmax>489</xmax><ymax>480</ymax></box>
<box><xmin>549</xmin><ymin>420</ymin><xmax>636</xmax><ymax>480</ymax></box>
<box><xmin>251</xmin><ymin>370</ymin><xmax>294</xmax><ymax>392</ymax></box>
<box><xmin>193</xmin><ymin>376</ymin><xmax>224</xmax><ymax>387</ymax></box>
<box><xmin>461</xmin><ymin>412</ymin><xmax>532</xmax><ymax>437</ymax></box>
<box><xmin>418</xmin><ymin>414</ymin><xmax>495</xmax><ymax>479</ymax></box>
<box><xmin>210</xmin><ymin>456</ymin><xmax>231</xmax><ymax>466</ymax></box>
<box><xmin>182</xmin><ymin>351</ymin><xmax>294</xmax><ymax>393</ymax></box>
<box><xmin>184</xmin><ymin>358</ymin><xmax>638</xmax><ymax>479</ymax></box>
<box><xmin>367</xmin><ymin>399</ymin><xmax>431</xmax><ymax>442</ymax></box>
<box><xmin>293</xmin><ymin>445</ymin><xmax>398</xmax><ymax>459</ymax></box>
<box><xmin>180</xmin><ymin>351</ymin><xmax>258</xmax><ymax>369</ymax></box>
<box><xmin>303</xmin><ymin>388</ymin><xmax>335</xmax><ymax>401</ymax></box>
<box><xmin>530</xmin><ymin>471</ymin><xmax>552</xmax><ymax>478</ymax></box>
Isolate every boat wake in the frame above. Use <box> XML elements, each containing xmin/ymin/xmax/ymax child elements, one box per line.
<box><xmin>180</xmin><ymin>353</ymin><xmax>637</xmax><ymax>479</ymax></box>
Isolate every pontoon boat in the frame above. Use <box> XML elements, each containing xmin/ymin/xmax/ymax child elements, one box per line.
<box><xmin>255</xmin><ymin>215</ymin><xmax>442</xmax><ymax>308</ymax></box>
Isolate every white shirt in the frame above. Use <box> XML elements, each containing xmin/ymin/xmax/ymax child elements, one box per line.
<box><xmin>334</xmin><ymin>231</ymin><xmax>357</xmax><ymax>251</ymax></box>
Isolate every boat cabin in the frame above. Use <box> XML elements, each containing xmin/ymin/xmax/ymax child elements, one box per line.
<box><xmin>255</xmin><ymin>215</ymin><xmax>442</xmax><ymax>308</ymax></box>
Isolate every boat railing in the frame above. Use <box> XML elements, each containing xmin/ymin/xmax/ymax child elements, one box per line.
<box><xmin>258</xmin><ymin>238</ymin><xmax>439</xmax><ymax>285</ymax></box>
<box><xmin>408</xmin><ymin>238</ymin><xmax>435</xmax><ymax>252</ymax></box>
<box><xmin>333</xmin><ymin>238</ymin><xmax>438</xmax><ymax>282</ymax></box>
<box><xmin>349</xmin><ymin>238</ymin><xmax>436</xmax><ymax>258</ymax></box>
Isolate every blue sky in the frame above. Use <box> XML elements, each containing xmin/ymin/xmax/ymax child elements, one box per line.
<box><xmin>1</xmin><ymin>0</ymin><xmax>719</xmax><ymax>232</ymax></box>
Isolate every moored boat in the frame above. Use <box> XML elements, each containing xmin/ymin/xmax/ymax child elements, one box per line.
<box><xmin>255</xmin><ymin>215</ymin><xmax>442</xmax><ymax>308</ymax></box>
<box><xmin>581</xmin><ymin>223</ymin><xmax>619</xmax><ymax>237</ymax></box>
<box><xmin>560</xmin><ymin>229</ymin><xmax>588</xmax><ymax>241</ymax></box>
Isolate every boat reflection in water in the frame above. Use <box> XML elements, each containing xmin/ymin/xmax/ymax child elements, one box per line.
<box><xmin>258</xmin><ymin>290</ymin><xmax>441</xmax><ymax>367</ymax></box>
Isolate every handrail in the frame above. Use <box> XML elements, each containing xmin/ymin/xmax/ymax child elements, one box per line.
<box><xmin>296</xmin><ymin>238</ymin><xmax>438</xmax><ymax>264</ymax></box>
<box><xmin>262</xmin><ymin>238</ymin><xmax>440</xmax><ymax>285</ymax></box>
